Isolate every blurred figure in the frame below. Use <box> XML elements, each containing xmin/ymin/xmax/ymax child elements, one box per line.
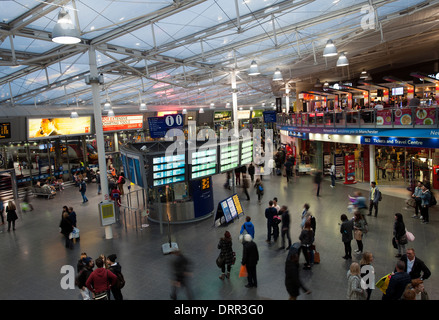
<box><xmin>170</xmin><ymin>249</ymin><xmax>193</xmax><ymax>300</ymax></box>
<box><xmin>285</xmin><ymin>243</ymin><xmax>311</xmax><ymax>300</ymax></box>
<box><xmin>6</xmin><ymin>201</ymin><xmax>18</xmax><ymax>232</ymax></box>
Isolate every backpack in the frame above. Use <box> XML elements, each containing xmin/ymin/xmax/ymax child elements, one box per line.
<box><xmin>377</xmin><ymin>189</ymin><xmax>382</xmax><ymax>201</ymax></box>
<box><xmin>430</xmin><ymin>192</ymin><xmax>437</xmax><ymax>207</ymax></box>
<box><xmin>120</xmin><ymin>177</ymin><xmax>126</xmax><ymax>184</ymax></box>
<box><xmin>258</xmin><ymin>185</ymin><xmax>264</xmax><ymax>192</ymax></box>
<box><xmin>115</xmin><ymin>272</ymin><xmax>125</xmax><ymax>289</ymax></box>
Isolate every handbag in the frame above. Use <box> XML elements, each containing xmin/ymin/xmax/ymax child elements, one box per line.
<box><xmin>406</xmin><ymin>230</ymin><xmax>415</xmax><ymax>242</ymax></box>
<box><xmin>93</xmin><ymin>291</ymin><xmax>108</xmax><ymax>300</ymax></box>
<box><xmin>392</xmin><ymin>237</ymin><xmax>398</xmax><ymax>249</ymax></box>
<box><xmin>216</xmin><ymin>254</ymin><xmax>225</xmax><ymax>268</ymax></box>
<box><xmin>354</xmin><ymin>229</ymin><xmax>363</xmax><ymax>240</ymax></box>
<box><xmin>239</xmin><ymin>264</ymin><xmax>248</xmax><ymax>278</ymax></box>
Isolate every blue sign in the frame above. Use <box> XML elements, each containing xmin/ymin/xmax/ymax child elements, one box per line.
<box><xmin>148</xmin><ymin>114</ymin><xmax>184</xmax><ymax>138</ymax></box>
<box><xmin>263</xmin><ymin>110</ymin><xmax>277</xmax><ymax>123</ymax></box>
<box><xmin>361</xmin><ymin>136</ymin><xmax>439</xmax><ymax>148</ymax></box>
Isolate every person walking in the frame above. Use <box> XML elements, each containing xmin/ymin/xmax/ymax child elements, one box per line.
<box><xmin>299</xmin><ymin>220</ymin><xmax>314</xmax><ymax>270</ymax></box>
<box><xmin>59</xmin><ymin>211</ymin><xmax>74</xmax><ymax>249</ymax></box>
<box><xmin>347</xmin><ymin>262</ymin><xmax>367</xmax><ymax>300</ymax></box>
<box><xmin>329</xmin><ymin>163</ymin><xmax>336</xmax><ymax>188</ymax></box>
<box><xmin>285</xmin><ymin>245</ymin><xmax>311</xmax><ymax>300</ymax></box>
<box><xmin>340</xmin><ymin>214</ymin><xmax>354</xmax><ymax>260</ymax></box>
<box><xmin>117</xmin><ymin>172</ymin><xmax>126</xmax><ymax>195</ymax></box>
<box><xmin>86</xmin><ymin>257</ymin><xmax>118</xmax><ymax>300</ymax></box>
<box><xmin>368</xmin><ymin>181</ymin><xmax>380</xmax><ymax>217</ymax></box>
<box><xmin>420</xmin><ymin>184</ymin><xmax>431</xmax><ymax>224</ymax></box>
<box><xmin>353</xmin><ymin>210</ymin><xmax>367</xmax><ymax>255</ymax></box>
<box><xmin>254</xmin><ymin>178</ymin><xmax>264</xmax><ymax>204</ymax></box>
<box><xmin>313</xmin><ymin>170</ymin><xmax>323</xmax><ymax>196</ymax></box>
<box><xmin>384</xmin><ymin>159</ymin><xmax>394</xmax><ymax>181</ymax></box>
<box><xmin>0</xmin><ymin>198</ymin><xmax>4</xmax><ymax>225</ymax></box>
<box><xmin>217</xmin><ymin>231</ymin><xmax>235</xmax><ymax>280</ymax></box>
<box><xmin>170</xmin><ymin>249</ymin><xmax>193</xmax><ymax>300</ymax></box>
<box><xmin>107</xmin><ymin>254</ymin><xmax>124</xmax><ymax>300</ymax></box>
<box><xmin>22</xmin><ymin>187</ymin><xmax>34</xmax><ymax>211</ymax></box>
<box><xmin>394</xmin><ymin>213</ymin><xmax>407</xmax><ymax>258</ymax></box>
<box><xmin>360</xmin><ymin>252</ymin><xmax>375</xmax><ymax>300</ymax></box>
<box><xmin>240</xmin><ymin>216</ymin><xmax>255</xmax><ymax>240</ymax></box>
<box><xmin>248</xmin><ymin>163</ymin><xmax>255</xmax><ymax>182</ymax></box>
<box><xmin>284</xmin><ymin>157</ymin><xmax>293</xmax><ymax>183</ymax></box>
<box><xmin>279</xmin><ymin>205</ymin><xmax>292</xmax><ymax>250</ymax></box>
<box><xmin>241</xmin><ymin>234</ymin><xmax>259</xmax><ymax>288</ymax></box>
<box><xmin>6</xmin><ymin>200</ymin><xmax>18</xmax><ymax>232</ymax></box>
<box><xmin>265</xmin><ymin>200</ymin><xmax>277</xmax><ymax>243</ymax></box>
<box><xmin>79</xmin><ymin>178</ymin><xmax>88</xmax><ymax>203</ymax></box>
<box><xmin>96</xmin><ymin>170</ymin><xmax>102</xmax><ymax>195</ymax></box>
<box><xmin>411</xmin><ymin>181</ymin><xmax>423</xmax><ymax>218</ymax></box>
<box><xmin>242</xmin><ymin>173</ymin><xmax>250</xmax><ymax>201</ymax></box>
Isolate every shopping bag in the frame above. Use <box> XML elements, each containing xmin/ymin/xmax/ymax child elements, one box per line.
<box><xmin>376</xmin><ymin>273</ymin><xmax>392</xmax><ymax>294</ymax></box>
<box><xmin>406</xmin><ymin>230</ymin><xmax>415</xmax><ymax>242</ymax></box>
<box><xmin>314</xmin><ymin>251</ymin><xmax>320</xmax><ymax>264</ymax></box>
<box><xmin>239</xmin><ymin>264</ymin><xmax>248</xmax><ymax>277</ymax></box>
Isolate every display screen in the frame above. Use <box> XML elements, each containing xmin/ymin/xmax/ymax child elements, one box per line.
<box><xmin>102</xmin><ymin>115</ymin><xmax>143</xmax><ymax>132</ymax></box>
<box><xmin>151</xmin><ymin>153</ymin><xmax>186</xmax><ymax>187</ymax></box>
<box><xmin>28</xmin><ymin>116</ymin><xmax>92</xmax><ymax>139</ymax></box>
<box><xmin>219</xmin><ymin>142</ymin><xmax>240</xmax><ymax>172</ymax></box>
<box><xmin>392</xmin><ymin>87</ymin><xmax>404</xmax><ymax>96</ymax></box>
<box><xmin>240</xmin><ymin>139</ymin><xmax>253</xmax><ymax>165</ymax></box>
<box><xmin>214</xmin><ymin>111</ymin><xmax>232</xmax><ymax>121</ymax></box>
<box><xmin>0</xmin><ymin>123</ymin><xmax>11</xmax><ymax>139</ymax></box>
<box><xmin>189</xmin><ymin>147</ymin><xmax>217</xmax><ymax>180</ymax></box>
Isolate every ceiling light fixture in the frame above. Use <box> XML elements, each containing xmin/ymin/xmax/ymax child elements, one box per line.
<box><xmin>323</xmin><ymin>39</ymin><xmax>337</xmax><ymax>57</ymax></box>
<box><xmin>336</xmin><ymin>53</ymin><xmax>349</xmax><ymax>67</ymax></box>
<box><xmin>199</xmin><ymin>107</ymin><xmax>204</xmax><ymax>113</ymax></box>
<box><xmin>273</xmin><ymin>68</ymin><xmax>283</xmax><ymax>81</ymax></box>
<box><xmin>70</xmin><ymin>111</ymin><xmax>78</xmax><ymax>118</ymax></box>
<box><xmin>248</xmin><ymin>60</ymin><xmax>260</xmax><ymax>76</ymax></box>
<box><xmin>107</xmin><ymin>109</ymin><xmax>115</xmax><ymax>117</ymax></box>
<box><xmin>52</xmin><ymin>8</ymin><xmax>81</xmax><ymax>44</ymax></box>
<box><xmin>182</xmin><ymin>108</ymin><xmax>187</xmax><ymax>114</ymax></box>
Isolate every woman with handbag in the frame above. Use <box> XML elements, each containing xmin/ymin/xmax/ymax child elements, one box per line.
<box><xmin>353</xmin><ymin>211</ymin><xmax>367</xmax><ymax>255</ymax></box>
<box><xmin>217</xmin><ymin>231</ymin><xmax>235</xmax><ymax>280</ymax></box>
<box><xmin>394</xmin><ymin>213</ymin><xmax>407</xmax><ymax>258</ymax></box>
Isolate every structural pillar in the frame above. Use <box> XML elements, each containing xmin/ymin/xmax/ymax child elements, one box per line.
<box><xmin>369</xmin><ymin>145</ymin><xmax>376</xmax><ymax>183</ymax></box>
<box><xmin>88</xmin><ymin>45</ymin><xmax>113</xmax><ymax>240</ymax></box>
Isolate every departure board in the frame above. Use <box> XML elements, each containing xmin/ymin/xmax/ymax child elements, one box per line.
<box><xmin>219</xmin><ymin>142</ymin><xmax>240</xmax><ymax>172</ymax></box>
<box><xmin>0</xmin><ymin>123</ymin><xmax>11</xmax><ymax>139</ymax></box>
<box><xmin>151</xmin><ymin>153</ymin><xmax>186</xmax><ymax>187</ymax></box>
<box><xmin>190</xmin><ymin>147</ymin><xmax>217</xmax><ymax>180</ymax></box>
<box><xmin>240</xmin><ymin>139</ymin><xmax>253</xmax><ymax>165</ymax></box>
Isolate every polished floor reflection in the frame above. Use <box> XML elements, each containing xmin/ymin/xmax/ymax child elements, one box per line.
<box><xmin>0</xmin><ymin>171</ymin><xmax>437</xmax><ymax>300</ymax></box>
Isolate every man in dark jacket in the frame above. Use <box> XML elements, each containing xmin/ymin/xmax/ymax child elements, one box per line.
<box><xmin>383</xmin><ymin>260</ymin><xmax>412</xmax><ymax>300</ymax></box>
<box><xmin>107</xmin><ymin>254</ymin><xmax>124</xmax><ymax>300</ymax></box>
<box><xmin>76</xmin><ymin>257</ymin><xmax>94</xmax><ymax>300</ymax></box>
<box><xmin>242</xmin><ymin>234</ymin><xmax>259</xmax><ymax>288</ymax></box>
<box><xmin>285</xmin><ymin>247</ymin><xmax>311</xmax><ymax>300</ymax></box>
<box><xmin>279</xmin><ymin>206</ymin><xmax>292</xmax><ymax>250</ymax></box>
<box><xmin>399</xmin><ymin>248</ymin><xmax>431</xmax><ymax>280</ymax></box>
<box><xmin>265</xmin><ymin>201</ymin><xmax>277</xmax><ymax>243</ymax></box>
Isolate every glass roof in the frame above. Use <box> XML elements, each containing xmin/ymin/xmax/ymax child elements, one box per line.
<box><xmin>0</xmin><ymin>0</ymin><xmax>437</xmax><ymax>114</ymax></box>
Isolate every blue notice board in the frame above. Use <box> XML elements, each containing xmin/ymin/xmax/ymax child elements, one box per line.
<box><xmin>263</xmin><ymin>110</ymin><xmax>277</xmax><ymax>123</ymax></box>
<box><xmin>148</xmin><ymin>114</ymin><xmax>184</xmax><ymax>138</ymax></box>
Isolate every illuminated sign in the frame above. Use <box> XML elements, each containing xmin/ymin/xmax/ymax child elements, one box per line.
<box><xmin>219</xmin><ymin>142</ymin><xmax>240</xmax><ymax>172</ymax></box>
<box><xmin>240</xmin><ymin>139</ymin><xmax>253</xmax><ymax>165</ymax></box>
<box><xmin>189</xmin><ymin>147</ymin><xmax>217</xmax><ymax>180</ymax></box>
<box><xmin>151</xmin><ymin>153</ymin><xmax>186</xmax><ymax>187</ymax></box>
<box><xmin>102</xmin><ymin>115</ymin><xmax>143</xmax><ymax>132</ymax></box>
<box><xmin>0</xmin><ymin>123</ymin><xmax>11</xmax><ymax>139</ymax></box>
<box><xmin>28</xmin><ymin>116</ymin><xmax>92</xmax><ymax>139</ymax></box>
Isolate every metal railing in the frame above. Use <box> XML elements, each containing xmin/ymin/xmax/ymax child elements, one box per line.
<box><xmin>276</xmin><ymin>106</ymin><xmax>439</xmax><ymax>129</ymax></box>
<box><xmin>118</xmin><ymin>188</ymin><xmax>148</xmax><ymax>232</ymax></box>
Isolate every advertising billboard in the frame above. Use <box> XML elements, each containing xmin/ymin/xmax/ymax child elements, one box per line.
<box><xmin>28</xmin><ymin>116</ymin><xmax>92</xmax><ymax>139</ymax></box>
<box><xmin>102</xmin><ymin>115</ymin><xmax>143</xmax><ymax>132</ymax></box>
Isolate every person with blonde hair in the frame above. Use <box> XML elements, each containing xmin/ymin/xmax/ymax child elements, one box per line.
<box><xmin>6</xmin><ymin>200</ymin><xmax>18</xmax><ymax>231</ymax></box>
<box><xmin>347</xmin><ymin>262</ymin><xmax>367</xmax><ymax>300</ymax></box>
<box><xmin>405</xmin><ymin>279</ymin><xmax>429</xmax><ymax>300</ymax></box>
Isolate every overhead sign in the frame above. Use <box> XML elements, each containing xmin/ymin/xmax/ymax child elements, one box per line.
<box><xmin>189</xmin><ymin>147</ymin><xmax>217</xmax><ymax>180</ymax></box>
<box><xmin>0</xmin><ymin>123</ymin><xmax>11</xmax><ymax>139</ymax></box>
<box><xmin>148</xmin><ymin>114</ymin><xmax>184</xmax><ymax>138</ymax></box>
<box><xmin>150</xmin><ymin>153</ymin><xmax>186</xmax><ymax>187</ymax></box>
<box><xmin>102</xmin><ymin>115</ymin><xmax>143</xmax><ymax>132</ymax></box>
<box><xmin>28</xmin><ymin>116</ymin><xmax>92</xmax><ymax>139</ymax></box>
<box><xmin>361</xmin><ymin>136</ymin><xmax>439</xmax><ymax>149</ymax></box>
<box><xmin>214</xmin><ymin>111</ymin><xmax>232</xmax><ymax>121</ymax></box>
<box><xmin>219</xmin><ymin>141</ymin><xmax>240</xmax><ymax>172</ymax></box>
<box><xmin>240</xmin><ymin>139</ymin><xmax>253</xmax><ymax>165</ymax></box>
<box><xmin>263</xmin><ymin>110</ymin><xmax>277</xmax><ymax>123</ymax></box>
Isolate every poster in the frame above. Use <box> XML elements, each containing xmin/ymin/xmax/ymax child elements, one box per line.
<box><xmin>393</xmin><ymin>108</ymin><xmax>412</xmax><ymax>126</ymax></box>
<box><xmin>102</xmin><ymin>115</ymin><xmax>143</xmax><ymax>132</ymax></box>
<box><xmin>344</xmin><ymin>154</ymin><xmax>356</xmax><ymax>184</ymax></box>
<box><xmin>414</xmin><ymin>108</ymin><xmax>435</xmax><ymax>125</ymax></box>
<box><xmin>376</xmin><ymin>109</ymin><xmax>392</xmax><ymax>126</ymax></box>
<box><xmin>28</xmin><ymin>116</ymin><xmax>91</xmax><ymax>139</ymax></box>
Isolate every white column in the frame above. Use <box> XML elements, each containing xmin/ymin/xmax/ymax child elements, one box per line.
<box><xmin>285</xmin><ymin>83</ymin><xmax>290</xmax><ymax>113</ymax></box>
<box><xmin>89</xmin><ymin>45</ymin><xmax>113</xmax><ymax>240</ymax></box>
<box><xmin>231</xmin><ymin>70</ymin><xmax>239</xmax><ymax>137</ymax></box>
<box><xmin>369</xmin><ymin>145</ymin><xmax>375</xmax><ymax>183</ymax></box>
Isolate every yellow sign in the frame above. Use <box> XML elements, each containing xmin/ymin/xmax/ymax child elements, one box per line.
<box><xmin>201</xmin><ymin>177</ymin><xmax>210</xmax><ymax>190</ymax></box>
<box><xmin>101</xmin><ymin>203</ymin><xmax>115</xmax><ymax>219</ymax></box>
<box><xmin>28</xmin><ymin>116</ymin><xmax>92</xmax><ymax>139</ymax></box>
<box><xmin>232</xmin><ymin>194</ymin><xmax>243</xmax><ymax>215</ymax></box>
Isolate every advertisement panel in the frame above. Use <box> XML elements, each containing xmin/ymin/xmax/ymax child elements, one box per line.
<box><xmin>102</xmin><ymin>115</ymin><xmax>143</xmax><ymax>132</ymax></box>
<box><xmin>28</xmin><ymin>116</ymin><xmax>92</xmax><ymax>139</ymax></box>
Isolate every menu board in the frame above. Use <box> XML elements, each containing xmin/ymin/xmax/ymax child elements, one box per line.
<box><xmin>240</xmin><ymin>139</ymin><xmax>253</xmax><ymax>165</ymax></box>
<box><xmin>0</xmin><ymin>123</ymin><xmax>11</xmax><ymax>139</ymax></box>
<box><xmin>189</xmin><ymin>147</ymin><xmax>217</xmax><ymax>180</ymax></box>
<box><xmin>151</xmin><ymin>153</ymin><xmax>186</xmax><ymax>187</ymax></box>
<box><xmin>219</xmin><ymin>142</ymin><xmax>240</xmax><ymax>172</ymax></box>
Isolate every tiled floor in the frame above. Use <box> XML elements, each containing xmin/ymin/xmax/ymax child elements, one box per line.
<box><xmin>0</xmin><ymin>172</ymin><xmax>437</xmax><ymax>300</ymax></box>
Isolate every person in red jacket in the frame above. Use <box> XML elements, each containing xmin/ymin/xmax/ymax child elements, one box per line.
<box><xmin>85</xmin><ymin>257</ymin><xmax>117</xmax><ymax>300</ymax></box>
